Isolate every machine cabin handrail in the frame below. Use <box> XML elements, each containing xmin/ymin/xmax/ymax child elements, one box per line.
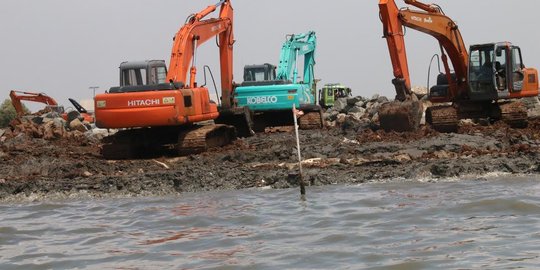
<box><xmin>379</xmin><ymin>0</ymin><xmax>469</xmax><ymax>101</ymax></box>
<box><xmin>275</xmin><ymin>31</ymin><xmax>317</xmax><ymax>86</ymax></box>
<box><xmin>9</xmin><ymin>90</ymin><xmax>59</xmax><ymax>116</ymax></box>
<box><xmin>167</xmin><ymin>0</ymin><xmax>235</xmax><ymax>109</ymax></box>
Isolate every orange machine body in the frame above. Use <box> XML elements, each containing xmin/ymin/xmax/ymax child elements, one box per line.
<box><xmin>95</xmin><ymin>89</ymin><xmax>218</xmax><ymax>128</ymax></box>
<box><xmin>94</xmin><ymin>0</ymin><xmax>234</xmax><ymax>129</ymax></box>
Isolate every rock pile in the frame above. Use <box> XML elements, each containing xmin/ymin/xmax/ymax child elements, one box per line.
<box><xmin>323</xmin><ymin>94</ymin><xmax>390</xmax><ymax>131</ymax></box>
<box><xmin>1</xmin><ymin>109</ymin><xmax>106</xmax><ymax>145</ymax></box>
<box><xmin>323</xmin><ymin>92</ymin><xmax>540</xmax><ymax>132</ymax></box>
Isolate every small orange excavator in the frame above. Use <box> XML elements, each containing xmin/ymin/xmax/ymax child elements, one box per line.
<box><xmin>94</xmin><ymin>0</ymin><xmax>249</xmax><ymax>159</ymax></box>
<box><xmin>378</xmin><ymin>0</ymin><xmax>539</xmax><ymax>132</ymax></box>
<box><xmin>9</xmin><ymin>90</ymin><xmax>95</xmax><ymax>123</ymax></box>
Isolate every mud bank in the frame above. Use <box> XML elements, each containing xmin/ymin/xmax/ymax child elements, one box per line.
<box><xmin>2</xmin><ymin>117</ymin><xmax>540</xmax><ymax>201</ymax></box>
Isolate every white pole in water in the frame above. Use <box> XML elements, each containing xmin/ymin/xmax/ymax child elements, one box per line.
<box><xmin>292</xmin><ymin>103</ymin><xmax>306</xmax><ymax>195</ymax></box>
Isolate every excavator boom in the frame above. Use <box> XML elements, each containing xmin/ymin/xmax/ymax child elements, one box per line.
<box><xmin>9</xmin><ymin>90</ymin><xmax>59</xmax><ymax>116</ymax></box>
<box><xmin>379</xmin><ymin>0</ymin><xmax>469</xmax><ymax>101</ymax></box>
<box><xmin>167</xmin><ymin>0</ymin><xmax>235</xmax><ymax>109</ymax></box>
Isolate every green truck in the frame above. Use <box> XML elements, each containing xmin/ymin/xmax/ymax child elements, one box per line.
<box><xmin>319</xmin><ymin>83</ymin><xmax>352</xmax><ymax>108</ymax></box>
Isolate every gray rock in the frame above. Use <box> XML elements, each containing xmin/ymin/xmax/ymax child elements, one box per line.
<box><xmin>336</xmin><ymin>113</ymin><xmax>347</xmax><ymax>124</ymax></box>
<box><xmin>31</xmin><ymin>117</ymin><xmax>44</xmax><ymax>125</ymax></box>
<box><xmin>323</xmin><ymin>112</ymin><xmax>331</xmax><ymax>120</ymax></box>
<box><xmin>377</xmin><ymin>96</ymin><xmax>389</xmax><ymax>103</ymax></box>
<box><xmin>42</xmin><ymin>111</ymin><xmax>62</xmax><ymax>119</ymax></box>
<box><xmin>370</xmin><ymin>94</ymin><xmax>380</xmax><ymax>101</ymax></box>
<box><xmin>69</xmin><ymin>119</ymin><xmax>88</xmax><ymax>132</ymax></box>
<box><xmin>348</xmin><ymin>106</ymin><xmax>366</xmax><ymax>114</ymax></box>
<box><xmin>66</xmin><ymin>111</ymin><xmax>82</xmax><ymax>123</ymax></box>
<box><xmin>347</xmin><ymin>97</ymin><xmax>362</xmax><ymax>106</ymax></box>
<box><xmin>53</xmin><ymin>118</ymin><xmax>66</xmax><ymax>127</ymax></box>
<box><xmin>333</xmin><ymin>98</ymin><xmax>348</xmax><ymax>113</ymax></box>
<box><xmin>348</xmin><ymin>112</ymin><xmax>364</xmax><ymax>121</ymax></box>
<box><xmin>365</xmin><ymin>102</ymin><xmax>374</xmax><ymax>110</ymax></box>
<box><xmin>354</xmin><ymin>101</ymin><xmax>366</xmax><ymax>108</ymax></box>
<box><xmin>371</xmin><ymin>112</ymin><xmax>380</xmax><ymax>123</ymax></box>
<box><xmin>0</xmin><ymin>129</ymin><xmax>5</xmax><ymax>138</ymax></box>
<box><xmin>326</xmin><ymin>110</ymin><xmax>339</xmax><ymax>121</ymax></box>
<box><xmin>325</xmin><ymin>121</ymin><xmax>336</xmax><ymax>128</ymax></box>
<box><xmin>41</xmin><ymin>117</ymin><xmax>54</xmax><ymax>123</ymax></box>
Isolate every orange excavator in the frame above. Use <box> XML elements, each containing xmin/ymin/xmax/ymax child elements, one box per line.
<box><xmin>9</xmin><ymin>90</ymin><xmax>95</xmax><ymax>123</ymax></box>
<box><xmin>94</xmin><ymin>0</ymin><xmax>249</xmax><ymax>159</ymax></box>
<box><xmin>378</xmin><ymin>0</ymin><xmax>539</xmax><ymax>132</ymax></box>
<box><xmin>10</xmin><ymin>91</ymin><xmax>61</xmax><ymax>116</ymax></box>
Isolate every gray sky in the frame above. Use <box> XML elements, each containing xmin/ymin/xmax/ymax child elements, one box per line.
<box><xmin>1</xmin><ymin>0</ymin><xmax>539</xmax><ymax>110</ymax></box>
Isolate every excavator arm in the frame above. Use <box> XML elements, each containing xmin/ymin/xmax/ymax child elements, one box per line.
<box><xmin>378</xmin><ymin>0</ymin><xmax>469</xmax><ymax>132</ymax></box>
<box><xmin>9</xmin><ymin>90</ymin><xmax>59</xmax><ymax>116</ymax></box>
<box><xmin>379</xmin><ymin>0</ymin><xmax>469</xmax><ymax>101</ymax></box>
<box><xmin>275</xmin><ymin>31</ymin><xmax>317</xmax><ymax>86</ymax></box>
<box><xmin>167</xmin><ymin>0</ymin><xmax>235</xmax><ymax>108</ymax></box>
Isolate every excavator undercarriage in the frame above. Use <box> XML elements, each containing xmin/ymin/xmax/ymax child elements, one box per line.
<box><xmin>101</xmin><ymin>124</ymin><xmax>236</xmax><ymax>160</ymax></box>
<box><xmin>425</xmin><ymin>100</ymin><xmax>529</xmax><ymax>133</ymax></box>
<box><xmin>298</xmin><ymin>111</ymin><xmax>324</xmax><ymax>130</ymax></box>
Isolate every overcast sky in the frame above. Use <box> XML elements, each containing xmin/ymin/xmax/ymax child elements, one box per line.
<box><xmin>1</xmin><ymin>0</ymin><xmax>539</xmax><ymax>111</ymax></box>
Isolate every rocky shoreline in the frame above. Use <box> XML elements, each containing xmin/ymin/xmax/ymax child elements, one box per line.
<box><xmin>2</xmin><ymin>96</ymin><xmax>540</xmax><ymax>202</ymax></box>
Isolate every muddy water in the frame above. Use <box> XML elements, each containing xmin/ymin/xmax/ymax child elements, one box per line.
<box><xmin>1</xmin><ymin>175</ymin><xmax>540</xmax><ymax>269</ymax></box>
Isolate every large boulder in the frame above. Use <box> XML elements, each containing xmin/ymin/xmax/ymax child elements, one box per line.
<box><xmin>69</xmin><ymin>119</ymin><xmax>88</xmax><ymax>133</ymax></box>
<box><xmin>333</xmin><ymin>98</ymin><xmax>348</xmax><ymax>113</ymax></box>
<box><xmin>347</xmin><ymin>97</ymin><xmax>363</xmax><ymax>106</ymax></box>
<box><xmin>348</xmin><ymin>106</ymin><xmax>366</xmax><ymax>114</ymax></box>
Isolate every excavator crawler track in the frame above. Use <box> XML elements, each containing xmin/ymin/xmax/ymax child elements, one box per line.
<box><xmin>177</xmin><ymin>124</ymin><xmax>236</xmax><ymax>155</ymax></box>
<box><xmin>100</xmin><ymin>124</ymin><xmax>236</xmax><ymax>160</ymax></box>
<box><xmin>426</xmin><ymin>105</ymin><xmax>458</xmax><ymax>133</ymax></box>
<box><xmin>299</xmin><ymin>111</ymin><xmax>324</xmax><ymax>130</ymax></box>
<box><xmin>500</xmin><ymin>101</ymin><xmax>528</xmax><ymax>128</ymax></box>
<box><xmin>379</xmin><ymin>100</ymin><xmax>423</xmax><ymax>132</ymax></box>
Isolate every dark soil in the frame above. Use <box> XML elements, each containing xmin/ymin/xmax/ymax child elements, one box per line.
<box><xmin>2</xmin><ymin>119</ymin><xmax>540</xmax><ymax>201</ymax></box>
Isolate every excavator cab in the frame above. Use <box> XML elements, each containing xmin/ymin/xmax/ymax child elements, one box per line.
<box><xmin>241</xmin><ymin>63</ymin><xmax>278</xmax><ymax>86</ymax></box>
<box><xmin>468</xmin><ymin>42</ymin><xmax>538</xmax><ymax>101</ymax></box>
<box><xmin>119</xmin><ymin>60</ymin><xmax>168</xmax><ymax>86</ymax></box>
<box><xmin>108</xmin><ymin>60</ymin><xmax>179</xmax><ymax>93</ymax></box>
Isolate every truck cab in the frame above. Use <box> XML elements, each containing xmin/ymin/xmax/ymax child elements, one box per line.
<box><xmin>319</xmin><ymin>83</ymin><xmax>352</xmax><ymax>108</ymax></box>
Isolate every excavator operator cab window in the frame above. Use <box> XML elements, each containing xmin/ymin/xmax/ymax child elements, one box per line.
<box><xmin>244</xmin><ymin>65</ymin><xmax>276</xmax><ymax>82</ymax></box>
<box><xmin>122</xmin><ymin>68</ymin><xmax>146</xmax><ymax>86</ymax></box>
<box><xmin>510</xmin><ymin>47</ymin><xmax>525</xmax><ymax>92</ymax></box>
<box><xmin>468</xmin><ymin>46</ymin><xmax>496</xmax><ymax>97</ymax></box>
<box><xmin>494</xmin><ymin>46</ymin><xmax>508</xmax><ymax>91</ymax></box>
<box><xmin>148</xmin><ymin>66</ymin><xmax>167</xmax><ymax>85</ymax></box>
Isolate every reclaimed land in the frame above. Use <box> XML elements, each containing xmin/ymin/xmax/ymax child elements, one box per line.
<box><xmin>2</xmin><ymin>117</ymin><xmax>540</xmax><ymax>202</ymax></box>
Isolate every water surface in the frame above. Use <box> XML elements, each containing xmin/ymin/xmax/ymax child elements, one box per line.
<box><xmin>1</xmin><ymin>175</ymin><xmax>540</xmax><ymax>269</ymax></box>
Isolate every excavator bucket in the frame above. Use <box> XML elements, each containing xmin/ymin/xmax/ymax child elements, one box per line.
<box><xmin>378</xmin><ymin>99</ymin><xmax>423</xmax><ymax>132</ymax></box>
<box><xmin>215</xmin><ymin>106</ymin><xmax>255</xmax><ymax>138</ymax></box>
